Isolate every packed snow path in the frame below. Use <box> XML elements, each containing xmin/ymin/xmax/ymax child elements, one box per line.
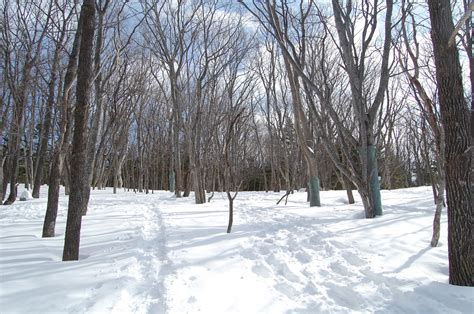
<box><xmin>0</xmin><ymin>187</ymin><xmax>472</xmax><ymax>313</ymax></box>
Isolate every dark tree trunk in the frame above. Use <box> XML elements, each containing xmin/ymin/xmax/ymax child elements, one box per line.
<box><xmin>0</xmin><ymin>156</ymin><xmax>5</xmax><ymax>202</ymax></box>
<box><xmin>62</xmin><ymin>0</ymin><xmax>96</xmax><ymax>261</ymax></box>
<box><xmin>226</xmin><ymin>191</ymin><xmax>234</xmax><ymax>233</ymax></box>
<box><xmin>81</xmin><ymin>2</ymin><xmax>108</xmax><ymax>216</ymax></box>
<box><xmin>43</xmin><ymin>148</ymin><xmax>64</xmax><ymax>237</ymax></box>
<box><xmin>63</xmin><ymin>155</ymin><xmax>71</xmax><ymax>195</ymax></box>
<box><xmin>342</xmin><ymin>175</ymin><xmax>355</xmax><ymax>205</ymax></box>
<box><xmin>428</xmin><ymin>0</ymin><xmax>473</xmax><ymax>286</ymax></box>
<box><xmin>466</xmin><ymin>0</ymin><xmax>474</xmax><ymax>245</ymax></box>
<box><xmin>1</xmin><ymin>159</ymin><xmax>9</xmax><ymax>202</ymax></box>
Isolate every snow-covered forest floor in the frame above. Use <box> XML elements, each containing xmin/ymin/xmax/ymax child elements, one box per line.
<box><xmin>0</xmin><ymin>186</ymin><xmax>472</xmax><ymax>313</ymax></box>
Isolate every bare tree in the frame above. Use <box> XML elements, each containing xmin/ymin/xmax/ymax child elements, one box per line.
<box><xmin>427</xmin><ymin>0</ymin><xmax>473</xmax><ymax>286</ymax></box>
<box><xmin>143</xmin><ymin>0</ymin><xmax>200</xmax><ymax>197</ymax></box>
<box><xmin>394</xmin><ymin>0</ymin><xmax>446</xmax><ymax>247</ymax></box>
<box><xmin>33</xmin><ymin>1</ymin><xmax>76</xmax><ymax>199</ymax></box>
<box><xmin>2</xmin><ymin>0</ymin><xmax>52</xmax><ymax>204</ymax></box>
<box><xmin>328</xmin><ymin>0</ymin><xmax>393</xmax><ymax>217</ymax></box>
<box><xmin>43</xmin><ymin>4</ymin><xmax>81</xmax><ymax>238</ymax></box>
<box><xmin>239</xmin><ymin>1</ymin><xmax>323</xmax><ymax>206</ymax></box>
<box><xmin>62</xmin><ymin>0</ymin><xmax>96</xmax><ymax>261</ymax></box>
<box><xmin>222</xmin><ymin>75</ymin><xmax>255</xmax><ymax>232</ymax></box>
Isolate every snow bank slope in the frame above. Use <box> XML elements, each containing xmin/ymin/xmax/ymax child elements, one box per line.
<box><xmin>0</xmin><ymin>188</ymin><xmax>167</xmax><ymax>313</ymax></box>
<box><xmin>161</xmin><ymin>187</ymin><xmax>473</xmax><ymax>313</ymax></box>
<box><xmin>0</xmin><ymin>186</ymin><xmax>472</xmax><ymax>313</ymax></box>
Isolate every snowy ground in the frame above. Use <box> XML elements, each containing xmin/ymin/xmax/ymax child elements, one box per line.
<box><xmin>0</xmin><ymin>186</ymin><xmax>472</xmax><ymax>313</ymax></box>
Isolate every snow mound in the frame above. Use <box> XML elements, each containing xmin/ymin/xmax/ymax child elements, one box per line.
<box><xmin>19</xmin><ymin>189</ymin><xmax>33</xmax><ymax>201</ymax></box>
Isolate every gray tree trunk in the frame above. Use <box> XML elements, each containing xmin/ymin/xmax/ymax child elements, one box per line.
<box><xmin>62</xmin><ymin>0</ymin><xmax>96</xmax><ymax>261</ymax></box>
<box><xmin>428</xmin><ymin>0</ymin><xmax>473</xmax><ymax>286</ymax></box>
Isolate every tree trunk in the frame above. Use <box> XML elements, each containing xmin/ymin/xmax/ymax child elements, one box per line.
<box><xmin>430</xmin><ymin>125</ymin><xmax>447</xmax><ymax>247</ymax></box>
<box><xmin>307</xmin><ymin>159</ymin><xmax>321</xmax><ymax>207</ymax></box>
<box><xmin>63</xmin><ymin>156</ymin><xmax>71</xmax><ymax>195</ymax></box>
<box><xmin>226</xmin><ymin>190</ymin><xmax>234</xmax><ymax>234</ymax></box>
<box><xmin>168</xmin><ymin>68</ymin><xmax>182</xmax><ymax>197</ymax></box>
<box><xmin>0</xmin><ymin>156</ymin><xmax>5</xmax><ymax>202</ymax></box>
<box><xmin>428</xmin><ymin>0</ymin><xmax>473</xmax><ymax>286</ymax></box>
<box><xmin>81</xmin><ymin>4</ymin><xmax>107</xmax><ymax>216</ymax></box>
<box><xmin>168</xmin><ymin>120</ymin><xmax>175</xmax><ymax>193</ymax></box>
<box><xmin>62</xmin><ymin>0</ymin><xmax>96</xmax><ymax>261</ymax></box>
<box><xmin>1</xmin><ymin>156</ymin><xmax>9</xmax><ymax>200</ymax></box>
<box><xmin>43</xmin><ymin>134</ymin><xmax>71</xmax><ymax>237</ymax></box>
<box><xmin>367</xmin><ymin>145</ymin><xmax>383</xmax><ymax>215</ymax></box>
<box><xmin>430</xmin><ymin>175</ymin><xmax>446</xmax><ymax>247</ymax></box>
<box><xmin>282</xmin><ymin>58</ymin><xmax>320</xmax><ymax>206</ymax></box>
<box><xmin>188</xmin><ymin>135</ymin><xmax>205</xmax><ymax>204</ymax></box>
<box><xmin>342</xmin><ymin>175</ymin><xmax>355</xmax><ymax>204</ymax></box>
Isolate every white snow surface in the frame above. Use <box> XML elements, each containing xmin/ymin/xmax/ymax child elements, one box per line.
<box><xmin>0</xmin><ymin>186</ymin><xmax>472</xmax><ymax>313</ymax></box>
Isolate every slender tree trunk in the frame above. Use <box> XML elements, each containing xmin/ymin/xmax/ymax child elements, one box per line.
<box><xmin>169</xmin><ymin>69</ymin><xmax>182</xmax><ymax>197</ymax></box>
<box><xmin>62</xmin><ymin>0</ymin><xmax>96</xmax><ymax>261</ymax></box>
<box><xmin>2</xmin><ymin>160</ymin><xmax>9</xmax><ymax>201</ymax></box>
<box><xmin>168</xmin><ymin>121</ymin><xmax>175</xmax><ymax>193</ymax></box>
<box><xmin>430</xmin><ymin>171</ymin><xmax>446</xmax><ymax>247</ymax></box>
<box><xmin>173</xmin><ymin>123</ymin><xmax>182</xmax><ymax>197</ymax></box>
<box><xmin>226</xmin><ymin>190</ymin><xmax>234</xmax><ymax>233</ymax></box>
<box><xmin>25</xmin><ymin>93</ymin><xmax>36</xmax><ymax>191</ymax></box>
<box><xmin>43</xmin><ymin>129</ymin><xmax>72</xmax><ymax>237</ymax></box>
<box><xmin>63</xmin><ymin>156</ymin><xmax>71</xmax><ymax>195</ymax></box>
<box><xmin>342</xmin><ymin>175</ymin><xmax>355</xmax><ymax>204</ymax></box>
<box><xmin>367</xmin><ymin>145</ymin><xmax>383</xmax><ymax>215</ymax></box>
<box><xmin>81</xmin><ymin>4</ymin><xmax>107</xmax><ymax>215</ymax></box>
<box><xmin>0</xmin><ymin>91</ymin><xmax>10</xmax><ymax>202</ymax></box>
<box><xmin>113</xmin><ymin>164</ymin><xmax>118</xmax><ymax>194</ymax></box>
<box><xmin>428</xmin><ymin>0</ymin><xmax>473</xmax><ymax>286</ymax></box>
<box><xmin>0</xmin><ymin>156</ymin><xmax>5</xmax><ymax>202</ymax></box>
<box><xmin>188</xmin><ymin>134</ymin><xmax>205</xmax><ymax>204</ymax></box>
<box><xmin>430</xmin><ymin>126</ymin><xmax>446</xmax><ymax>247</ymax></box>
<box><xmin>307</xmin><ymin>159</ymin><xmax>320</xmax><ymax>207</ymax></box>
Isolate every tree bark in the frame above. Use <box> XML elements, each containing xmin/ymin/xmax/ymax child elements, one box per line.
<box><xmin>62</xmin><ymin>0</ymin><xmax>96</xmax><ymax>261</ymax></box>
<box><xmin>226</xmin><ymin>190</ymin><xmax>234</xmax><ymax>233</ymax></box>
<box><xmin>428</xmin><ymin>0</ymin><xmax>473</xmax><ymax>286</ymax></box>
<box><xmin>81</xmin><ymin>2</ymin><xmax>108</xmax><ymax>215</ymax></box>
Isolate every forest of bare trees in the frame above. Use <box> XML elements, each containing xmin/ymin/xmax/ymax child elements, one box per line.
<box><xmin>0</xmin><ymin>0</ymin><xmax>471</xmax><ymax>285</ymax></box>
